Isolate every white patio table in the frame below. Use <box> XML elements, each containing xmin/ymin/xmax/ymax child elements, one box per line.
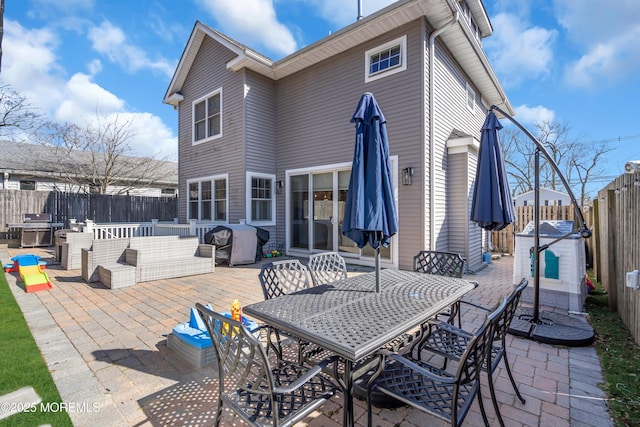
<box><xmin>243</xmin><ymin>268</ymin><xmax>476</xmax><ymax>427</ymax></box>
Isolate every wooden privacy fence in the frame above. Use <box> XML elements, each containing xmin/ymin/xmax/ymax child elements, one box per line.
<box><xmin>491</xmin><ymin>205</ymin><xmax>577</xmax><ymax>255</ymax></box>
<box><xmin>592</xmin><ymin>172</ymin><xmax>640</xmax><ymax>345</ymax></box>
<box><xmin>0</xmin><ymin>190</ymin><xmax>178</xmax><ymax>239</ymax></box>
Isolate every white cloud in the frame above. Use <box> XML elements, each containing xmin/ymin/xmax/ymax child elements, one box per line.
<box><xmin>2</xmin><ymin>19</ymin><xmax>178</xmax><ymax>159</ymax></box>
<box><xmin>54</xmin><ymin>73</ymin><xmax>124</xmax><ymax>123</ymax></box>
<box><xmin>87</xmin><ymin>59</ymin><xmax>102</xmax><ymax>75</ymax></box>
<box><xmin>553</xmin><ymin>0</ymin><xmax>640</xmax><ymax>88</ymax></box>
<box><xmin>196</xmin><ymin>0</ymin><xmax>298</xmax><ymax>57</ymax></box>
<box><xmin>483</xmin><ymin>13</ymin><xmax>556</xmax><ymax>88</ymax></box>
<box><xmin>116</xmin><ymin>112</ymin><xmax>178</xmax><ymax>161</ymax></box>
<box><xmin>514</xmin><ymin>104</ymin><xmax>555</xmax><ymax>125</ymax></box>
<box><xmin>2</xmin><ymin>20</ymin><xmax>64</xmax><ymax>113</ymax></box>
<box><xmin>87</xmin><ymin>20</ymin><xmax>175</xmax><ymax>78</ymax></box>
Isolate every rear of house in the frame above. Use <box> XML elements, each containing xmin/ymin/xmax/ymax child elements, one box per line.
<box><xmin>164</xmin><ymin>0</ymin><xmax>512</xmax><ymax>271</ymax></box>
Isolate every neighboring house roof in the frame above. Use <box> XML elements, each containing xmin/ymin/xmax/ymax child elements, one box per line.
<box><xmin>515</xmin><ymin>188</ymin><xmax>571</xmax><ymax>199</ymax></box>
<box><xmin>163</xmin><ymin>0</ymin><xmax>513</xmax><ymax>115</ymax></box>
<box><xmin>0</xmin><ymin>140</ymin><xmax>178</xmax><ymax>186</ymax></box>
<box><xmin>514</xmin><ymin>188</ymin><xmax>572</xmax><ymax>206</ymax></box>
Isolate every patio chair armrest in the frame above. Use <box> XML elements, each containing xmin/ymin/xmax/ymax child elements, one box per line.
<box><xmin>459</xmin><ymin>300</ymin><xmax>490</xmax><ymax>312</ymax></box>
<box><xmin>272</xmin><ymin>356</ymin><xmax>339</xmax><ymax>394</ymax></box>
<box><xmin>380</xmin><ymin>350</ymin><xmax>455</xmax><ymax>384</ymax></box>
<box><xmin>427</xmin><ymin>320</ymin><xmax>473</xmax><ymax>338</ymax></box>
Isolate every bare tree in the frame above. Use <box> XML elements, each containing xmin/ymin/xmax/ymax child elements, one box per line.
<box><xmin>501</xmin><ymin>119</ymin><xmax>612</xmax><ymax>201</ymax></box>
<box><xmin>38</xmin><ymin>114</ymin><xmax>176</xmax><ymax>195</ymax></box>
<box><xmin>0</xmin><ymin>84</ymin><xmax>43</xmax><ymax>137</ymax></box>
<box><xmin>570</xmin><ymin>143</ymin><xmax>615</xmax><ymax>205</ymax></box>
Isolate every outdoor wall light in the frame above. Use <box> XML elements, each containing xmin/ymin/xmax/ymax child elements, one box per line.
<box><xmin>276</xmin><ymin>180</ymin><xmax>283</xmax><ymax>194</ymax></box>
<box><xmin>402</xmin><ymin>167</ymin><xmax>414</xmax><ymax>185</ymax></box>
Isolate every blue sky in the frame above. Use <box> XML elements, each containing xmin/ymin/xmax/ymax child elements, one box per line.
<box><xmin>3</xmin><ymin>0</ymin><xmax>639</xmax><ymax>194</ymax></box>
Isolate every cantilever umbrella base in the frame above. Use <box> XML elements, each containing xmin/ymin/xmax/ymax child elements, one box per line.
<box><xmin>508</xmin><ymin>307</ymin><xmax>595</xmax><ymax>347</ymax></box>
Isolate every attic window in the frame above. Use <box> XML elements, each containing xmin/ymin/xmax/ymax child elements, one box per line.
<box><xmin>365</xmin><ymin>36</ymin><xmax>407</xmax><ymax>83</ymax></box>
<box><xmin>193</xmin><ymin>88</ymin><xmax>222</xmax><ymax>144</ymax></box>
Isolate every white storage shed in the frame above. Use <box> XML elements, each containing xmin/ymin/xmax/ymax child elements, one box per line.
<box><xmin>513</xmin><ymin>220</ymin><xmax>587</xmax><ymax>312</ymax></box>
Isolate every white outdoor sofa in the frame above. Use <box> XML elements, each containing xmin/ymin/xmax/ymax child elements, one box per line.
<box><xmin>125</xmin><ymin>235</ymin><xmax>215</xmax><ymax>282</ymax></box>
<box><xmin>81</xmin><ymin>235</ymin><xmax>215</xmax><ymax>289</ymax></box>
<box><xmin>61</xmin><ymin>232</ymin><xmax>94</xmax><ymax>270</ymax></box>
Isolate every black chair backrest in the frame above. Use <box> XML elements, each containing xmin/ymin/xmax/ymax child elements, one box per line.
<box><xmin>258</xmin><ymin>259</ymin><xmax>311</xmax><ymax>300</ymax></box>
<box><xmin>308</xmin><ymin>252</ymin><xmax>348</xmax><ymax>286</ymax></box>
<box><xmin>492</xmin><ymin>278</ymin><xmax>528</xmax><ymax>342</ymax></box>
<box><xmin>195</xmin><ymin>303</ymin><xmax>272</xmax><ymax>399</ymax></box>
<box><xmin>413</xmin><ymin>251</ymin><xmax>465</xmax><ymax>278</ymax></box>
<box><xmin>455</xmin><ymin>297</ymin><xmax>507</xmax><ymax>404</ymax></box>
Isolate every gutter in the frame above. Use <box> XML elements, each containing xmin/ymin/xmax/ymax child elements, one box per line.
<box><xmin>428</xmin><ymin>11</ymin><xmax>459</xmax><ymax>248</ymax></box>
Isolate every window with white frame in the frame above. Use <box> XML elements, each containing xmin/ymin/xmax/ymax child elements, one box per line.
<box><xmin>466</xmin><ymin>82</ymin><xmax>476</xmax><ymax>112</ymax></box>
<box><xmin>365</xmin><ymin>35</ymin><xmax>407</xmax><ymax>83</ymax></box>
<box><xmin>192</xmin><ymin>88</ymin><xmax>222</xmax><ymax>144</ymax></box>
<box><xmin>187</xmin><ymin>175</ymin><xmax>227</xmax><ymax>221</ymax></box>
<box><xmin>246</xmin><ymin>172</ymin><xmax>275</xmax><ymax>225</ymax></box>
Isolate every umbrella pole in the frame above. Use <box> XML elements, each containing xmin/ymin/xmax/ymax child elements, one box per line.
<box><xmin>375</xmin><ymin>246</ymin><xmax>381</xmax><ymax>293</ymax></box>
<box><xmin>533</xmin><ymin>149</ymin><xmax>541</xmax><ymax>323</ymax></box>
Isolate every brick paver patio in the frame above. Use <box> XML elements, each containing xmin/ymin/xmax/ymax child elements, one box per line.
<box><xmin>2</xmin><ymin>246</ymin><xmax>613</xmax><ymax>426</ymax></box>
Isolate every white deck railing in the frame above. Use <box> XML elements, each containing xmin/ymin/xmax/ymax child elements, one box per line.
<box><xmin>81</xmin><ymin>219</ymin><xmax>219</xmax><ymax>244</ymax></box>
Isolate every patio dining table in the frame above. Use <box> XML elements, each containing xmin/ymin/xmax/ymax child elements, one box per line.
<box><xmin>243</xmin><ymin>268</ymin><xmax>476</xmax><ymax>427</ymax></box>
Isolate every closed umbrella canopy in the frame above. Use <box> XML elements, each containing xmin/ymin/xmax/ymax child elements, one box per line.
<box><xmin>471</xmin><ymin>111</ymin><xmax>515</xmax><ymax>231</ymax></box>
<box><xmin>342</xmin><ymin>92</ymin><xmax>398</xmax><ymax>291</ymax></box>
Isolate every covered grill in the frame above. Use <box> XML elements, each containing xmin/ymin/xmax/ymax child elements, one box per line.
<box><xmin>9</xmin><ymin>213</ymin><xmax>64</xmax><ymax>248</ymax></box>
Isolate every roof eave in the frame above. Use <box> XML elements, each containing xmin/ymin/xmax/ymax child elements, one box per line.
<box><xmin>165</xmin><ymin>0</ymin><xmax>512</xmax><ymax>114</ymax></box>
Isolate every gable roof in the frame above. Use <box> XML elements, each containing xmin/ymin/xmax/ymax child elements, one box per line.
<box><xmin>0</xmin><ymin>140</ymin><xmax>178</xmax><ymax>186</ymax></box>
<box><xmin>163</xmin><ymin>0</ymin><xmax>513</xmax><ymax>114</ymax></box>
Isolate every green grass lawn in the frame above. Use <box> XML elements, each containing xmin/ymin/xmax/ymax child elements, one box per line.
<box><xmin>0</xmin><ymin>272</ymin><xmax>72</xmax><ymax>427</ymax></box>
<box><xmin>586</xmin><ymin>272</ymin><xmax>640</xmax><ymax>427</ymax></box>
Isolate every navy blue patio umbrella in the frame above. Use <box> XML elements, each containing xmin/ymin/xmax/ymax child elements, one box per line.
<box><xmin>470</xmin><ymin>111</ymin><xmax>515</xmax><ymax>231</ymax></box>
<box><xmin>342</xmin><ymin>92</ymin><xmax>398</xmax><ymax>292</ymax></box>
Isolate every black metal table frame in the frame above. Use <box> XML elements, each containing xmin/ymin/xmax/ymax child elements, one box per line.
<box><xmin>244</xmin><ymin>269</ymin><xmax>475</xmax><ymax>427</ymax></box>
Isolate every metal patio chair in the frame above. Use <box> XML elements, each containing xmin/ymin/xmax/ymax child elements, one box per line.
<box><xmin>366</xmin><ymin>297</ymin><xmax>507</xmax><ymax>427</ymax></box>
<box><xmin>413</xmin><ymin>278</ymin><xmax>529</xmax><ymax>427</ymax></box>
<box><xmin>195</xmin><ymin>304</ymin><xmax>338</xmax><ymax>427</ymax></box>
<box><xmin>258</xmin><ymin>260</ymin><xmax>320</xmax><ymax>363</ymax></box>
<box><xmin>308</xmin><ymin>252</ymin><xmax>348</xmax><ymax>286</ymax></box>
<box><xmin>413</xmin><ymin>250</ymin><xmax>470</xmax><ymax>326</ymax></box>
<box><xmin>259</xmin><ymin>259</ymin><xmax>312</xmax><ymax>300</ymax></box>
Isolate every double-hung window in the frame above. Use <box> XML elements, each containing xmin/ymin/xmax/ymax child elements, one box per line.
<box><xmin>188</xmin><ymin>175</ymin><xmax>227</xmax><ymax>222</ymax></box>
<box><xmin>193</xmin><ymin>88</ymin><xmax>222</xmax><ymax>144</ymax></box>
<box><xmin>365</xmin><ymin>35</ymin><xmax>407</xmax><ymax>83</ymax></box>
<box><xmin>246</xmin><ymin>172</ymin><xmax>275</xmax><ymax>226</ymax></box>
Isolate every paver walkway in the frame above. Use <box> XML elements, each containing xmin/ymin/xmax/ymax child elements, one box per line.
<box><xmin>2</xmin><ymin>246</ymin><xmax>613</xmax><ymax>426</ymax></box>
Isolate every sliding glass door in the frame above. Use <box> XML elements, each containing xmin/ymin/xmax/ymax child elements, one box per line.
<box><xmin>288</xmin><ymin>168</ymin><xmax>393</xmax><ymax>263</ymax></box>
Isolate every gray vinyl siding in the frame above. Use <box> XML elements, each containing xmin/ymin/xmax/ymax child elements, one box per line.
<box><xmin>448</xmin><ymin>151</ymin><xmax>469</xmax><ymax>255</ymax></box>
<box><xmin>176</xmin><ymin>37</ymin><xmax>245</xmax><ymax>222</ymax></box>
<box><xmin>245</xmin><ymin>71</ymin><xmax>276</xmax><ymax>173</ymax></box>
<box><xmin>275</xmin><ymin>20</ymin><xmax>425</xmax><ymax>268</ymax></box>
<box><xmin>431</xmin><ymin>38</ymin><xmax>487</xmax><ymax>255</ymax></box>
<box><xmin>447</xmin><ymin>148</ymin><xmax>482</xmax><ymax>270</ymax></box>
<box><xmin>467</xmin><ymin>150</ymin><xmax>483</xmax><ymax>270</ymax></box>
<box><xmin>245</xmin><ymin>71</ymin><xmax>277</xmax><ymax>238</ymax></box>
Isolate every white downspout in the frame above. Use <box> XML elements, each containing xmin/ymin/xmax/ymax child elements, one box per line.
<box><xmin>428</xmin><ymin>12</ymin><xmax>458</xmax><ymax>248</ymax></box>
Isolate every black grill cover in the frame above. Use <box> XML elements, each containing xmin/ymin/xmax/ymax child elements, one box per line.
<box><xmin>204</xmin><ymin>225</ymin><xmax>270</xmax><ymax>265</ymax></box>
